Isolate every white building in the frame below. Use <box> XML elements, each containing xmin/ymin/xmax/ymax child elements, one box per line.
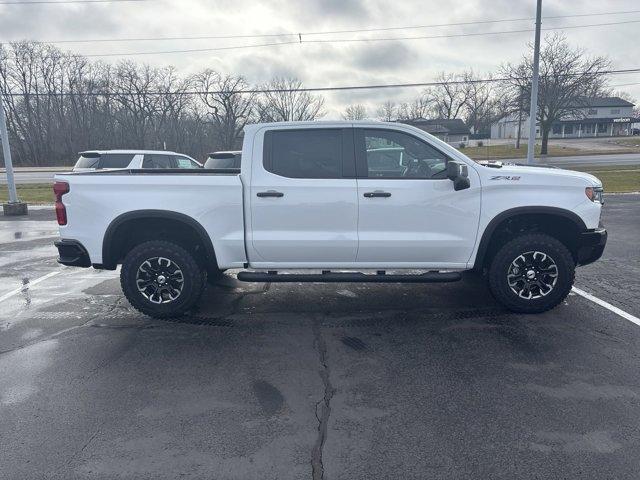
<box><xmin>491</xmin><ymin>97</ymin><xmax>636</xmax><ymax>140</ymax></box>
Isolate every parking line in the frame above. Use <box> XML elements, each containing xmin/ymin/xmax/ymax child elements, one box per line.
<box><xmin>0</xmin><ymin>271</ymin><xmax>60</xmax><ymax>304</ymax></box>
<box><xmin>572</xmin><ymin>286</ymin><xmax>640</xmax><ymax>327</ymax></box>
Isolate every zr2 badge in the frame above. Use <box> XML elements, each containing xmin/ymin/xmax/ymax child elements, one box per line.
<box><xmin>490</xmin><ymin>175</ymin><xmax>521</xmax><ymax>181</ymax></box>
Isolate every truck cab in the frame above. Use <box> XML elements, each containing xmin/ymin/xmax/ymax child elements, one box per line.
<box><xmin>54</xmin><ymin>121</ymin><xmax>607</xmax><ymax>318</ymax></box>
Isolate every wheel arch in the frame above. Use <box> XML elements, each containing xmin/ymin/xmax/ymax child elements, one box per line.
<box><xmin>102</xmin><ymin>210</ymin><xmax>218</xmax><ymax>271</ymax></box>
<box><xmin>473</xmin><ymin>206</ymin><xmax>587</xmax><ymax>270</ymax></box>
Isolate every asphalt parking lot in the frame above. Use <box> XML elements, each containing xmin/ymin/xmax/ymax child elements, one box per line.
<box><xmin>1</xmin><ymin>196</ymin><xmax>639</xmax><ymax>480</ymax></box>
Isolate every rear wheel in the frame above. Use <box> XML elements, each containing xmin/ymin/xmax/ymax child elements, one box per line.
<box><xmin>488</xmin><ymin>233</ymin><xmax>575</xmax><ymax>313</ymax></box>
<box><xmin>121</xmin><ymin>240</ymin><xmax>205</xmax><ymax>318</ymax></box>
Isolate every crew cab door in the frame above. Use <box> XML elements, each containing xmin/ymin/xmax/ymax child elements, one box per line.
<box><xmin>248</xmin><ymin>127</ymin><xmax>358</xmax><ymax>266</ymax></box>
<box><xmin>354</xmin><ymin>127</ymin><xmax>481</xmax><ymax>268</ymax></box>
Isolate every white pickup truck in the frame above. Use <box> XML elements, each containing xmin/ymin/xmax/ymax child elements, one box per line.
<box><xmin>54</xmin><ymin>121</ymin><xmax>607</xmax><ymax>318</ymax></box>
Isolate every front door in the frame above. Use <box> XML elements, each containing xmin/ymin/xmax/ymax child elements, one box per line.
<box><xmin>354</xmin><ymin>127</ymin><xmax>481</xmax><ymax>268</ymax></box>
<box><xmin>249</xmin><ymin>127</ymin><xmax>358</xmax><ymax>267</ymax></box>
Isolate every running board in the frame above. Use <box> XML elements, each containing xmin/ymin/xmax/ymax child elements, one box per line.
<box><xmin>236</xmin><ymin>271</ymin><xmax>462</xmax><ymax>283</ymax></box>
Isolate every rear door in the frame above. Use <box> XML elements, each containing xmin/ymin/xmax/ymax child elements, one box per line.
<box><xmin>248</xmin><ymin>127</ymin><xmax>358</xmax><ymax>266</ymax></box>
<box><xmin>354</xmin><ymin>127</ymin><xmax>481</xmax><ymax>267</ymax></box>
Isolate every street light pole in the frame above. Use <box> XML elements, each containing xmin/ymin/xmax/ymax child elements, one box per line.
<box><xmin>0</xmin><ymin>93</ymin><xmax>27</xmax><ymax>215</ymax></box>
<box><xmin>526</xmin><ymin>0</ymin><xmax>542</xmax><ymax>164</ymax></box>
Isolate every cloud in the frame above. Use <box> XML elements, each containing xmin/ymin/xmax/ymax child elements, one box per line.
<box><xmin>1</xmin><ymin>0</ymin><xmax>639</xmax><ymax>118</ymax></box>
<box><xmin>350</xmin><ymin>41</ymin><xmax>416</xmax><ymax>71</ymax></box>
<box><xmin>283</xmin><ymin>0</ymin><xmax>370</xmax><ymax>21</ymax></box>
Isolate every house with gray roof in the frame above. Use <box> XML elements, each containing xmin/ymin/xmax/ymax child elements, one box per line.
<box><xmin>398</xmin><ymin>118</ymin><xmax>471</xmax><ymax>146</ymax></box>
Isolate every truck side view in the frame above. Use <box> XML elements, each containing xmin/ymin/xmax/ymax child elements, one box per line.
<box><xmin>54</xmin><ymin>121</ymin><xmax>607</xmax><ymax>318</ymax></box>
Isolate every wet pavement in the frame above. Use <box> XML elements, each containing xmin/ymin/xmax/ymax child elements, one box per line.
<box><xmin>1</xmin><ymin>197</ymin><xmax>639</xmax><ymax>479</ymax></box>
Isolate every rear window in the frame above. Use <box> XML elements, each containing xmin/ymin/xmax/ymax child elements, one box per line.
<box><xmin>204</xmin><ymin>153</ymin><xmax>241</xmax><ymax>169</ymax></box>
<box><xmin>264</xmin><ymin>129</ymin><xmax>342</xmax><ymax>179</ymax></box>
<box><xmin>99</xmin><ymin>154</ymin><xmax>135</xmax><ymax>169</ymax></box>
<box><xmin>75</xmin><ymin>154</ymin><xmax>101</xmax><ymax>169</ymax></box>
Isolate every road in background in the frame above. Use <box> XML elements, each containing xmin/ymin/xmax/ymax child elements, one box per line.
<box><xmin>507</xmin><ymin>153</ymin><xmax>640</xmax><ymax>167</ymax></box>
<box><xmin>0</xmin><ymin>197</ymin><xmax>639</xmax><ymax>479</ymax></box>
<box><xmin>0</xmin><ymin>168</ymin><xmax>71</xmax><ymax>184</ymax></box>
<box><xmin>2</xmin><ymin>152</ymin><xmax>640</xmax><ymax>185</ymax></box>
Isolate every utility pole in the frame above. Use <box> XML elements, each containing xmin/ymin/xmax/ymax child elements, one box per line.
<box><xmin>526</xmin><ymin>0</ymin><xmax>542</xmax><ymax>164</ymax></box>
<box><xmin>516</xmin><ymin>85</ymin><xmax>524</xmax><ymax>149</ymax></box>
<box><xmin>0</xmin><ymin>93</ymin><xmax>28</xmax><ymax>216</ymax></box>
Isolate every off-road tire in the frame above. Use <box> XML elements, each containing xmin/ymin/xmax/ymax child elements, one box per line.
<box><xmin>488</xmin><ymin>233</ymin><xmax>575</xmax><ymax>313</ymax></box>
<box><xmin>121</xmin><ymin>240</ymin><xmax>205</xmax><ymax>319</ymax></box>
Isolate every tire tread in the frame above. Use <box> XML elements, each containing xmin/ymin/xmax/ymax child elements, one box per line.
<box><xmin>488</xmin><ymin>233</ymin><xmax>575</xmax><ymax>313</ymax></box>
<box><xmin>120</xmin><ymin>240</ymin><xmax>205</xmax><ymax>319</ymax></box>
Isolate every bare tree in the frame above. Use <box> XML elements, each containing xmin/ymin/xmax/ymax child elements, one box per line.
<box><xmin>461</xmin><ymin>71</ymin><xmax>498</xmax><ymax>135</ymax></box>
<box><xmin>342</xmin><ymin>104</ymin><xmax>367</xmax><ymax>120</ymax></box>
<box><xmin>376</xmin><ymin>100</ymin><xmax>397</xmax><ymax>121</ymax></box>
<box><xmin>0</xmin><ymin>42</ymin><xmax>221</xmax><ymax>165</ymax></box>
<box><xmin>397</xmin><ymin>95</ymin><xmax>432</xmax><ymax>120</ymax></box>
<box><xmin>424</xmin><ymin>72</ymin><xmax>470</xmax><ymax>119</ymax></box>
<box><xmin>501</xmin><ymin>33</ymin><xmax>610</xmax><ymax>154</ymax></box>
<box><xmin>192</xmin><ymin>69</ymin><xmax>255</xmax><ymax>150</ymax></box>
<box><xmin>257</xmin><ymin>77</ymin><xmax>324</xmax><ymax>122</ymax></box>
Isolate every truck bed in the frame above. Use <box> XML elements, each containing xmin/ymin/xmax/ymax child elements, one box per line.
<box><xmin>55</xmin><ymin>169</ymin><xmax>247</xmax><ymax>269</ymax></box>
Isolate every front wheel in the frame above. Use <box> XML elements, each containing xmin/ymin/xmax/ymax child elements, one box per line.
<box><xmin>488</xmin><ymin>233</ymin><xmax>575</xmax><ymax>313</ymax></box>
<box><xmin>121</xmin><ymin>240</ymin><xmax>206</xmax><ymax>318</ymax></box>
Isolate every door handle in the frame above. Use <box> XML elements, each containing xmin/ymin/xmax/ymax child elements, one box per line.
<box><xmin>257</xmin><ymin>190</ymin><xmax>284</xmax><ymax>198</ymax></box>
<box><xmin>363</xmin><ymin>191</ymin><xmax>391</xmax><ymax>198</ymax></box>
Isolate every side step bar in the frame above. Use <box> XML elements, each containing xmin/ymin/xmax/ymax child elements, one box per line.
<box><xmin>236</xmin><ymin>271</ymin><xmax>462</xmax><ymax>283</ymax></box>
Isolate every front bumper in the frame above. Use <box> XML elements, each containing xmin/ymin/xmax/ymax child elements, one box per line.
<box><xmin>576</xmin><ymin>228</ymin><xmax>607</xmax><ymax>266</ymax></box>
<box><xmin>54</xmin><ymin>239</ymin><xmax>91</xmax><ymax>267</ymax></box>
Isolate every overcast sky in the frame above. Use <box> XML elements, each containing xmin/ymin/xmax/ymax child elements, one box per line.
<box><xmin>1</xmin><ymin>0</ymin><xmax>639</xmax><ymax>118</ymax></box>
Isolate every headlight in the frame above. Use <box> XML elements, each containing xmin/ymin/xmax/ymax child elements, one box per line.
<box><xmin>585</xmin><ymin>186</ymin><xmax>604</xmax><ymax>204</ymax></box>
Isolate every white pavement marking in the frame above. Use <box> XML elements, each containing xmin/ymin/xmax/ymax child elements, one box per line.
<box><xmin>0</xmin><ymin>271</ymin><xmax>60</xmax><ymax>304</ymax></box>
<box><xmin>572</xmin><ymin>286</ymin><xmax>640</xmax><ymax>327</ymax></box>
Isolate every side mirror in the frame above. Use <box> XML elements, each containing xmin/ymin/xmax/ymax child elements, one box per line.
<box><xmin>446</xmin><ymin>161</ymin><xmax>470</xmax><ymax>191</ymax></box>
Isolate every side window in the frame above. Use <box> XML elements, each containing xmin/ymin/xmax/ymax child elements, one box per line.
<box><xmin>359</xmin><ymin>129</ymin><xmax>448</xmax><ymax>179</ymax></box>
<box><xmin>100</xmin><ymin>154</ymin><xmax>135</xmax><ymax>169</ymax></box>
<box><xmin>175</xmin><ymin>156</ymin><xmax>199</xmax><ymax>169</ymax></box>
<box><xmin>143</xmin><ymin>154</ymin><xmax>174</xmax><ymax>169</ymax></box>
<box><xmin>265</xmin><ymin>129</ymin><xmax>342</xmax><ymax>179</ymax></box>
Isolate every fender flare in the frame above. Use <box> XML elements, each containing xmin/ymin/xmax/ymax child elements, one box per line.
<box><xmin>102</xmin><ymin>210</ymin><xmax>217</xmax><ymax>270</ymax></box>
<box><xmin>473</xmin><ymin>206</ymin><xmax>587</xmax><ymax>270</ymax></box>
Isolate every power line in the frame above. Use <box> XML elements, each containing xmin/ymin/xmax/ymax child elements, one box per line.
<box><xmin>9</xmin><ymin>9</ymin><xmax>640</xmax><ymax>44</ymax></box>
<box><xmin>302</xmin><ymin>10</ymin><xmax>640</xmax><ymax>36</ymax></box>
<box><xmin>0</xmin><ymin>0</ymin><xmax>148</xmax><ymax>4</ymax></box>
<box><xmin>305</xmin><ymin>19</ymin><xmax>640</xmax><ymax>45</ymax></box>
<box><xmin>3</xmin><ymin>67</ymin><xmax>639</xmax><ymax>97</ymax></box>
<box><xmin>73</xmin><ymin>19</ymin><xmax>640</xmax><ymax>57</ymax></box>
